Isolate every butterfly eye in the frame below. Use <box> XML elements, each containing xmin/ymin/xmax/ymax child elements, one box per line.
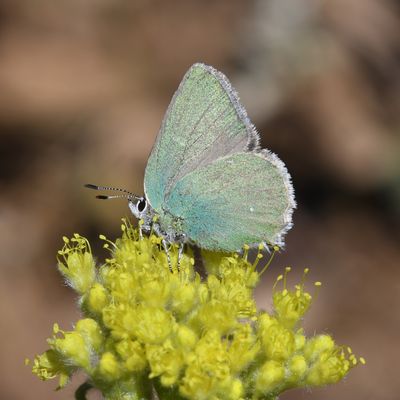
<box><xmin>137</xmin><ymin>198</ymin><xmax>147</xmax><ymax>213</ymax></box>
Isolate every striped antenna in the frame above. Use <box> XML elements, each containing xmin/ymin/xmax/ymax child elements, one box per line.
<box><xmin>84</xmin><ymin>184</ymin><xmax>140</xmax><ymax>201</ymax></box>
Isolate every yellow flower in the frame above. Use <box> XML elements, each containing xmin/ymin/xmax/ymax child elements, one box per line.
<box><xmin>31</xmin><ymin>350</ymin><xmax>70</xmax><ymax>388</ymax></box>
<box><xmin>287</xmin><ymin>355</ymin><xmax>308</xmax><ymax>382</ymax></box>
<box><xmin>47</xmin><ymin>324</ymin><xmax>91</xmax><ymax>370</ymax></box>
<box><xmin>115</xmin><ymin>339</ymin><xmax>147</xmax><ymax>372</ymax></box>
<box><xmin>228</xmin><ymin>323</ymin><xmax>260</xmax><ymax>373</ymax></box>
<box><xmin>258</xmin><ymin>313</ymin><xmax>296</xmax><ymax>361</ymax></box>
<box><xmin>30</xmin><ymin>222</ymin><xmax>363</xmax><ymax>400</ymax></box>
<box><xmin>175</xmin><ymin>325</ymin><xmax>198</xmax><ymax>351</ymax></box>
<box><xmin>180</xmin><ymin>330</ymin><xmax>234</xmax><ymax>400</ymax></box>
<box><xmin>170</xmin><ymin>282</ymin><xmax>199</xmax><ymax>316</ymax></box>
<box><xmin>190</xmin><ymin>299</ymin><xmax>237</xmax><ymax>335</ymax></box>
<box><xmin>147</xmin><ymin>339</ymin><xmax>184</xmax><ymax>385</ymax></box>
<box><xmin>84</xmin><ymin>282</ymin><xmax>109</xmax><ymax>314</ymax></box>
<box><xmin>256</xmin><ymin>360</ymin><xmax>285</xmax><ymax>394</ymax></box>
<box><xmin>98</xmin><ymin>352</ymin><xmax>122</xmax><ymax>381</ymax></box>
<box><xmin>57</xmin><ymin>235</ymin><xmax>95</xmax><ymax>295</ymax></box>
<box><xmin>75</xmin><ymin>318</ymin><xmax>104</xmax><ymax>352</ymax></box>
<box><xmin>130</xmin><ymin>305</ymin><xmax>175</xmax><ymax>345</ymax></box>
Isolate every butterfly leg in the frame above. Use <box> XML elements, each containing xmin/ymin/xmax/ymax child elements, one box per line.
<box><xmin>162</xmin><ymin>238</ymin><xmax>173</xmax><ymax>272</ymax></box>
<box><xmin>139</xmin><ymin>223</ymin><xmax>143</xmax><ymax>239</ymax></box>
<box><xmin>177</xmin><ymin>242</ymin><xmax>184</xmax><ymax>270</ymax></box>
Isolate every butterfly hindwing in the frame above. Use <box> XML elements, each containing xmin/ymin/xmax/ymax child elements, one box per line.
<box><xmin>164</xmin><ymin>151</ymin><xmax>295</xmax><ymax>251</ymax></box>
<box><xmin>144</xmin><ymin>63</ymin><xmax>258</xmax><ymax>211</ymax></box>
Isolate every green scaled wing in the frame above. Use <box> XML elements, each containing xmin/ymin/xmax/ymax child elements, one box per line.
<box><xmin>144</xmin><ymin>63</ymin><xmax>259</xmax><ymax>211</ymax></box>
<box><xmin>165</xmin><ymin>151</ymin><xmax>295</xmax><ymax>251</ymax></box>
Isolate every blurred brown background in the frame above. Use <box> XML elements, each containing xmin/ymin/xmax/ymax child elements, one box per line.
<box><xmin>0</xmin><ymin>0</ymin><xmax>399</xmax><ymax>399</ymax></box>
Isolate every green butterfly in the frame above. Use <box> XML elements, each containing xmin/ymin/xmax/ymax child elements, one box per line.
<box><xmin>87</xmin><ymin>63</ymin><xmax>295</xmax><ymax>255</ymax></box>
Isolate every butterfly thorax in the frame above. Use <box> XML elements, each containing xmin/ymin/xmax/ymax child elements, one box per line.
<box><xmin>153</xmin><ymin>208</ymin><xmax>186</xmax><ymax>245</ymax></box>
<box><xmin>128</xmin><ymin>197</ymin><xmax>186</xmax><ymax>245</ymax></box>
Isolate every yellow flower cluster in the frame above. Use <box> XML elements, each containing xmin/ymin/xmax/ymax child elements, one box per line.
<box><xmin>30</xmin><ymin>220</ymin><xmax>364</xmax><ymax>400</ymax></box>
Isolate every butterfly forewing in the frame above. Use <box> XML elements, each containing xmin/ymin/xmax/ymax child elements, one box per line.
<box><xmin>144</xmin><ymin>63</ymin><xmax>258</xmax><ymax>210</ymax></box>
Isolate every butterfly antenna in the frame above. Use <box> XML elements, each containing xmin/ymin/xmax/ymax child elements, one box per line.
<box><xmin>95</xmin><ymin>194</ymin><xmax>131</xmax><ymax>200</ymax></box>
<box><xmin>84</xmin><ymin>183</ymin><xmax>139</xmax><ymax>201</ymax></box>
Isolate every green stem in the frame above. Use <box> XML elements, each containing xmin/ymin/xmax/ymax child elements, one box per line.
<box><xmin>75</xmin><ymin>381</ymin><xmax>93</xmax><ymax>400</ymax></box>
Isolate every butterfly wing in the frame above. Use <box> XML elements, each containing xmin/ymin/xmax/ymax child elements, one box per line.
<box><xmin>144</xmin><ymin>63</ymin><xmax>258</xmax><ymax>211</ymax></box>
<box><xmin>165</xmin><ymin>151</ymin><xmax>295</xmax><ymax>251</ymax></box>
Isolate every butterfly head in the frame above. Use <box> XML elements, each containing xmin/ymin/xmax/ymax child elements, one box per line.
<box><xmin>128</xmin><ymin>196</ymin><xmax>149</xmax><ymax>219</ymax></box>
<box><xmin>85</xmin><ymin>183</ymin><xmax>154</xmax><ymax>227</ymax></box>
<box><xmin>127</xmin><ymin>195</ymin><xmax>155</xmax><ymax>231</ymax></box>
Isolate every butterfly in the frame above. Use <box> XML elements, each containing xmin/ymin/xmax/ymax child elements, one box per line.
<box><xmin>86</xmin><ymin>63</ymin><xmax>295</xmax><ymax>257</ymax></box>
